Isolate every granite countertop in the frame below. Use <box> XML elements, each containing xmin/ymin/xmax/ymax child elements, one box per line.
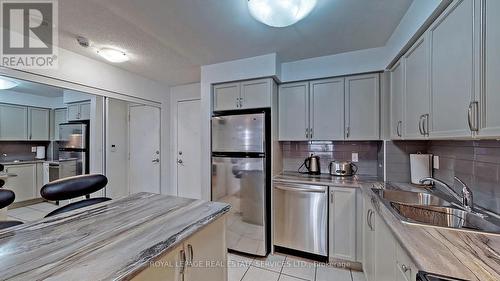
<box><xmin>0</xmin><ymin>193</ymin><xmax>231</xmax><ymax>281</ymax></box>
<box><xmin>0</xmin><ymin>158</ymin><xmax>79</xmax><ymax>166</ymax></box>
<box><xmin>362</xmin><ymin>182</ymin><xmax>500</xmax><ymax>281</ymax></box>
<box><xmin>274</xmin><ymin>173</ymin><xmax>500</xmax><ymax>280</ymax></box>
<box><xmin>273</xmin><ymin>171</ymin><xmax>380</xmax><ymax>187</ymax></box>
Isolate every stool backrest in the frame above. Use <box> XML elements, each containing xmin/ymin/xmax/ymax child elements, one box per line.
<box><xmin>41</xmin><ymin>174</ymin><xmax>108</xmax><ymax>201</ymax></box>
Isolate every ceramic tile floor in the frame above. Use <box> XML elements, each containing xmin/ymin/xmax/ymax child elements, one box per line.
<box><xmin>7</xmin><ymin>202</ymin><xmax>58</xmax><ymax>222</ymax></box>
<box><xmin>228</xmin><ymin>252</ymin><xmax>366</xmax><ymax>281</ymax></box>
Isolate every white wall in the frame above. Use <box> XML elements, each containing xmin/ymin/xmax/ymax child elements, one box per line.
<box><xmin>169</xmin><ymin>83</ymin><xmax>201</xmax><ymax>196</ymax></box>
<box><xmin>199</xmin><ymin>54</ymin><xmax>279</xmax><ymax>200</ymax></box>
<box><xmin>105</xmin><ymin>99</ymin><xmax>129</xmax><ymax>199</ymax></box>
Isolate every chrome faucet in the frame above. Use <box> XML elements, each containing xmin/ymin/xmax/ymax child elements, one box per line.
<box><xmin>419</xmin><ymin>176</ymin><xmax>474</xmax><ymax>212</ymax></box>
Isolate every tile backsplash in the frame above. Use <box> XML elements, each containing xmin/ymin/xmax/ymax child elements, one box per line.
<box><xmin>281</xmin><ymin>141</ymin><xmax>383</xmax><ymax>177</ymax></box>
<box><xmin>385</xmin><ymin>140</ymin><xmax>500</xmax><ymax>214</ymax></box>
<box><xmin>0</xmin><ymin>141</ymin><xmax>50</xmax><ymax>162</ymax></box>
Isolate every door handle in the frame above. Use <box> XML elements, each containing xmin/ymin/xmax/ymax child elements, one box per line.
<box><xmin>468</xmin><ymin>101</ymin><xmax>479</xmax><ymax>132</ymax></box>
<box><xmin>424</xmin><ymin>114</ymin><xmax>430</xmax><ymax>136</ymax></box>
<box><xmin>187</xmin><ymin>244</ymin><xmax>194</xmax><ymax>264</ymax></box>
<box><xmin>275</xmin><ymin>185</ymin><xmax>326</xmax><ymax>193</ymax></box>
<box><xmin>396</xmin><ymin>121</ymin><xmax>402</xmax><ymax>137</ymax></box>
<box><xmin>418</xmin><ymin>115</ymin><xmax>425</xmax><ymax>136</ymax></box>
<box><xmin>346</xmin><ymin>126</ymin><xmax>351</xmax><ymax>139</ymax></box>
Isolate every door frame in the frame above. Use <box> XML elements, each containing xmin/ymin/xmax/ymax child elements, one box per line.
<box><xmin>128</xmin><ymin>104</ymin><xmax>162</xmax><ymax>194</ymax></box>
<box><xmin>170</xmin><ymin>84</ymin><xmax>201</xmax><ymax>196</ymax></box>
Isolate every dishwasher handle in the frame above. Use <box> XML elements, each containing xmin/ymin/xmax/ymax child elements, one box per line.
<box><xmin>274</xmin><ymin>184</ymin><xmax>326</xmax><ymax>193</ymax></box>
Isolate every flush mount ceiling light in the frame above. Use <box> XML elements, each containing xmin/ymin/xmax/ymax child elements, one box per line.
<box><xmin>247</xmin><ymin>0</ymin><xmax>317</xmax><ymax>27</ymax></box>
<box><xmin>97</xmin><ymin>47</ymin><xmax>129</xmax><ymax>63</ymax></box>
<box><xmin>0</xmin><ymin>77</ymin><xmax>18</xmax><ymax>90</ymax></box>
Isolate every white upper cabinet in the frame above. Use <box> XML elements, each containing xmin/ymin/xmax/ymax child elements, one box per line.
<box><xmin>428</xmin><ymin>0</ymin><xmax>475</xmax><ymax>138</ymax></box>
<box><xmin>345</xmin><ymin>74</ymin><xmax>380</xmax><ymax>140</ymax></box>
<box><xmin>67</xmin><ymin>104</ymin><xmax>80</xmax><ymax>121</ymax></box>
<box><xmin>79</xmin><ymin>103</ymin><xmax>91</xmax><ymax>120</ymax></box>
<box><xmin>213</xmin><ymin>78</ymin><xmax>273</xmax><ymax>111</ymax></box>
<box><xmin>0</xmin><ymin>104</ymin><xmax>28</xmax><ymax>140</ymax></box>
<box><xmin>310</xmin><ymin>78</ymin><xmax>345</xmax><ymax>140</ymax></box>
<box><xmin>478</xmin><ymin>0</ymin><xmax>500</xmax><ymax>137</ymax></box>
<box><xmin>213</xmin><ymin>83</ymin><xmax>240</xmax><ymax>111</ymax></box>
<box><xmin>29</xmin><ymin>107</ymin><xmax>50</xmax><ymax>141</ymax></box>
<box><xmin>53</xmin><ymin>108</ymin><xmax>67</xmax><ymax>140</ymax></box>
<box><xmin>240</xmin><ymin>79</ymin><xmax>272</xmax><ymax>109</ymax></box>
<box><xmin>67</xmin><ymin>102</ymin><xmax>91</xmax><ymax>121</ymax></box>
<box><xmin>390</xmin><ymin>60</ymin><xmax>404</xmax><ymax>139</ymax></box>
<box><xmin>279</xmin><ymin>82</ymin><xmax>309</xmax><ymax>141</ymax></box>
<box><xmin>404</xmin><ymin>35</ymin><xmax>430</xmax><ymax>139</ymax></box>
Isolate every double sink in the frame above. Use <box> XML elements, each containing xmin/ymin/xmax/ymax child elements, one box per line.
<box><xmin>372</xmin><ymin>188</ymin><xmax>500</xmax><ymax>234</ymax></box>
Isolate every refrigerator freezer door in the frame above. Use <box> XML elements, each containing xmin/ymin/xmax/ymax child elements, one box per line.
<box><xmin>59</xmin><ymin>124</ymin><xmax>87</xmax><ymax>149</ymax></box>
<box><xmin>212</xmin><ymin>113</ymin><xmax>265</xmax><ymax>153</ymax></box>
<box><xmin>212</xmin><ymin>156</ymin><xmax>266</xmax><ymax>256</ymax></box>
<box><xmin>58</xmin><ymin>151</ymin><xmax>86</xmax><ymax>176</ymax></box>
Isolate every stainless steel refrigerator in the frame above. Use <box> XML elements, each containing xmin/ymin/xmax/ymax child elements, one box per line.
<box><xmin>58</xmin><ymin>123</ymin><xmax>89</xmax><ymax>175</ymax></box>
<box><xmin>211</xmin><ymin>110</ymin><xmax>270</xmax><ymax>256</ymax></box>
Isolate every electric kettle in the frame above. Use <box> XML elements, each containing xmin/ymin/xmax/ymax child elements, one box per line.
<box><xmin>302</xmin><ymin>154</ymin><xmax>321</xmax><ymax>175</ymax></box>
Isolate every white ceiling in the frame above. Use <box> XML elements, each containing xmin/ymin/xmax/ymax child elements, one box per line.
<box><xmin>58</xmin><ymin>0</ymin><xmax>413</xmax><ymax>86</ymax></box>
<box><xmin>0</xmin><ymin>76</ymin><xmax>64</xmax><ymax>97</ymax></box>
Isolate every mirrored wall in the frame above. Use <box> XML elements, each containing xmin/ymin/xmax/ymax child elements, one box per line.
<box><xmin>0</xmin><ymin>75</ymin><xmax>161</xmax><ymax>216</ymax></box>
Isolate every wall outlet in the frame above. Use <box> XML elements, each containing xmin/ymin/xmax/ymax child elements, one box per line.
<box><xmin>31</xmin><ymin>147</ymin><xmax>36</xmax><ymax>153</ymax></box>
<box><xmin>352</xmin><ymin>152</ymin><xmax>359</xmax><ymax>162</ymax></box>
<box><xmin>433</xmin><ymin>155</ymin><xmax>440</xmax><ymax>169</ymax></box>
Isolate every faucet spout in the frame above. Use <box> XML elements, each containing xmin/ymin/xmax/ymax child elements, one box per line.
<box><xmin>419</xmin><ymin>176</ymin><xmax>474</xmax><ymax>212</ymax></box>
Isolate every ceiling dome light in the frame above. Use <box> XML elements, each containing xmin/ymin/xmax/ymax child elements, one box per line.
<box><xmin>0</xmin><ymin>77</ymin><xmax>18</xmax><ymax>90</ymax></box>
<box><xmin>97</xmin><ymin>48</ymin><xmax>129</xmax><ymax>63</ymax></box>
<box><xmin>248</xmin><ymin>0</ymin><xmax>317</xmax><ymax>27</ymax></box>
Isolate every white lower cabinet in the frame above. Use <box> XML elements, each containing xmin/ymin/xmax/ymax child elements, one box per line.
<box><xmin>132</xmin><ymin>216</ymin><xmax>227</xmax><ymax>281</ymax></box>
<box><xmin>329</xmin><ymin>186</ymin><xmax>357</xmax><ymax>262</ymax></box>
<box><xmin>3</xmin><ymin>164</ymin><xmax>37</xmax><ymax>202</ymax></box>
<box><xmin>362</xmin><ymin>196</ymin><xmax>418</xmax><ymax>281</ymax></box>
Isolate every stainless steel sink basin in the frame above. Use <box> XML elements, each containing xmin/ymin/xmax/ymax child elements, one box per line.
<box><xmin>389</xmin><ymin>202</ymin><xmax>500</xmax><ymax>234</ymax></box>
<box><xmin>371</xmin><ymin>188</ymin><xmax>451</xmax><ymax>207</ymax></box>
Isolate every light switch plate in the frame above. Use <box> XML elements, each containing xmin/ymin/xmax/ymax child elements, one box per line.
<box><xmin>433</xmin><ymin>156</ymin><xmax>439</xmax><ymax>169</ymax></box>
<box><xmin>31</xmin><ymin>147</ymin><xmax>36</xmax><ymax>153</ymax></box>
<box><xmin>352</xmin><ymin>152</ymin><xmax>359</xmax><ymax>162</ymax></box>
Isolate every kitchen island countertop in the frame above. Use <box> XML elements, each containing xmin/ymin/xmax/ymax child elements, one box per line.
<box><xmin>0</xmin><ymin>192</ymin><xmax>230</xmax><ymax>281</ymax></box>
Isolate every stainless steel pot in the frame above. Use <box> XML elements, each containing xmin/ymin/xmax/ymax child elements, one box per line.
<box><xmin>329</xmin><ymin>161</ymin><xmax>358</xmax><ymax>176</ymax></box>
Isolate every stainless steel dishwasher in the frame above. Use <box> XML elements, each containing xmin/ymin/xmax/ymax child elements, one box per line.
<box><xmin>274</xmin><ymin>182</ymin><xmax>328</xmax><ymax>256</ymax></box>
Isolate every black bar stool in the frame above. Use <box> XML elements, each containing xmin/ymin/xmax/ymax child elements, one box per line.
<box><xmin>40</xmin><ymin>174</ymin><xmax>111</xmax><ymax>217</ymax></box>
<box><xmin>0</xmin><ymin>189</ymin><xmax>24</xmax><ymax>230</ymax></box>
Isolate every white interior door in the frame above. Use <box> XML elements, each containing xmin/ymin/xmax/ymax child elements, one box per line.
<box><xmin>176</xmin><ymin>99</ymin><xmax>202</xmax><ymax>199</ymax></box>
<box><xmin>129</xmin><ymin>105</ymin><xmax>161</xmax><ymax>194</ymax></box>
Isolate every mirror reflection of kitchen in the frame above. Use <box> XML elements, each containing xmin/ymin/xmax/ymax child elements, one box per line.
<box><xmin>0</xmin><ymin>75</ymin><xmax>100</xmax><ymax>209</ymax></box>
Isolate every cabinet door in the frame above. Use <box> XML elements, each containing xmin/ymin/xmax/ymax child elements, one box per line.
<box><xmin>395</xmin><ymin>243</ymin><xmax>418</xmax><ymax>281</ymax></box>
<box><xmin>329</xmin><ymin>187</ymin><xmax>356</xmax><ymax>261</ymax></box>
<box><xmin>362</xmin><ymin>197</ymin><xmax>375</xmax><ymax>281</ymax></box>
<box><xmin>79</xmin><ymin>103</ymin><xmax>91</xmax><ymax>120</ymax></box>
<box><xmin>240</xmin><ymin>79</ymin><xmax>272</xmax><ymax>109</ymax></box>
<box><xmin>29</xmin><ymin>108</ymin><xmax>50</xmax><ymax>141</ymax></box>
<box><xmin>278</xmin><ymin>82</ymin><xmax>309</xmax><ymax>141</ymax></box>
<box><xmin>390</xmin><ymin>60</ymin><xmax>405</xmax><ymax>139</ymax></box>
<box><xmin>404</xmin><ymin>35</ymin><xmax>430</xmax><ymax>139</ymax></box>
<box><xmin>3</xmin><ymin>164</ymin><xmax>36</xmax><ymax>202</ymax></box>
<box><xmin>213</xmin><ymin>83</ymin><xmax>240</xmax><ymax>111</ymax></box>
<box><xmin>67</xmin><ymin>104</ymin><xmax>80</xmax><ymax>121</ymax></box>
<box><xmin>131</xmin><ymin>244</ymin><xmax>183</xmax><ymax>281</ymax></box>
<box><xmin>479</xmin><ymin>0</ymin><xmax>500</xmax><ymax>137</ymax></box>
<box><xmin>0</xmin><ymin>104</ymin><xmax>28</xmax><ymax>140</ymax></box>
<box><xmin>345</xmin><ymin>74</ymin><xmax>380</xmax><ymax>140</ymax></box>
<box><xmin>310</xmin><ymin>78</ymin><xmax>345</xmax><ymax>140</ymax></box>
<box><xmin>374</xmin><ymin>213</ymin><xmax>396</xmax><ymax>281</ymax></box>
<box><xmin>53</xmin><ymin>108</ymin><xmax>67</xmax><ymax>140</ymax></box>
<box><xmin>429</xmin><ymin>0</ymin><xmax>474</xmax><ymax>138</ymax></box>
<box><xmin>185</xmin><ymin>217</ymin><xmax>227</xmax><ymax>281</ymax></box>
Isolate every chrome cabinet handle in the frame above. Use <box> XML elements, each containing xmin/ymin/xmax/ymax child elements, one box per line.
<box><xmin>396</xmin><ymin>121</ymin><xmax>402</xmax><ymax>137</ymax></box>
<box><xmin>468</xmin><ymin>101</ymin><xmax>479</xmax><ymax>132</ymax></box>
<box><xmin>418</xmin><ymin>115</ymin><xmax>425</xmax><ymax>135</ymax></box>
<box><xmin>236</xmin><ymin>98</ymin><xmax>239</xmax><ymax>108</ymax></box>
<box><xmin>401</xmin><ymin>264</ymin><xmax>410</xmax><ymax>273</ymax></box>
<box><xmin>239</xmin><ymin>97</ymin><xmax>243</xmax><ymax>108</ymax></box>
<box><xmin>187</xmin><ymin>244</ymin><xmax>194</xmax><ymax>264</ymax></box>
<box><xmin>305</xmin><ymin>128</ymin><xmax>309</xmax><ymax>139</ymax></box>
<box><xmin>275</xmin><ymin>185</ymin><xmax>327</xmax><ymax>193</ymax></box>
<box><xmin>310</xmin><ymin>128</ymin><xmax>313</xmax><ymax>139</ymax></box>
<box><xmin>423</xmin><ymin>114</ymin><xmax>430</xmax><ymax>136</ymax></box>
<box><xmin>346</xmin><ymin>126</ymin><xmax>351</xmax><ymax>139</ymax></box>
<box><xmin>152</xmin><ymin>158</ymin><xmax>160</xmax><ymax>163</ymax></box>
<box><xmin>366</xmin><ymin>209</ymin><xmax>371</xmax><ymax>229</ymax></box>
<box><xmin>179</xmin><ymin>249</ymin><xmax>186</xmax><ymax>275</ymax></box>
